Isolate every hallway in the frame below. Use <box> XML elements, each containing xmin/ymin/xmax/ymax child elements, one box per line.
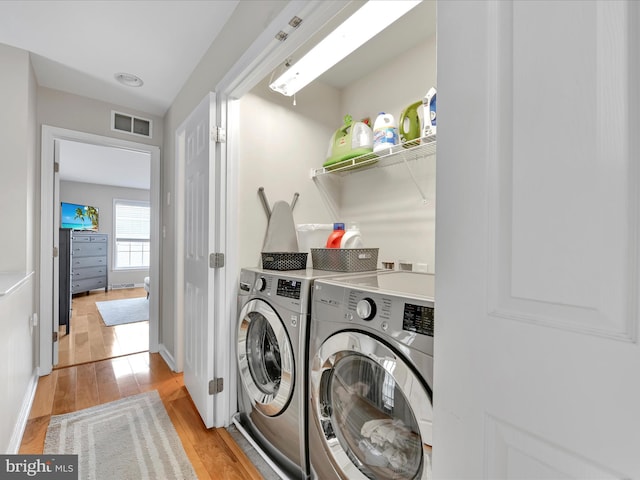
<box><xmin>20</xmin><ymin>352</ymin><xmax>263</xmax><ymax>479</ymax></box>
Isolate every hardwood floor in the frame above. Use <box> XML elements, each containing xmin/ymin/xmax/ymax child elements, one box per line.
<box><xmin>57</xmin><ymin>287</ymin><xmax>149</xmax><ymax>368</ymax></box>
<box><xmin>20</xmin><ymin>352</ymin><xmax>264</xmax><ymax>480</ymax></box>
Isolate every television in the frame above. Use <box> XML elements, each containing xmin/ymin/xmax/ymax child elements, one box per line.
<box><xmin>61</xmin><ymin>202</ymin><xmax>99</xmax><ymax>231</ymax></box>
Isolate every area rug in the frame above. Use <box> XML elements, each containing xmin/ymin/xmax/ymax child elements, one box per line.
<box><xmin>95</xmin><ymin>297</ymin><xmax>148</xmax><ymax>326</ymax></box>
<box><xmin>44</xmin><ymin>390</ymin><xmax>196</xmax><ymax>480</ymax></box>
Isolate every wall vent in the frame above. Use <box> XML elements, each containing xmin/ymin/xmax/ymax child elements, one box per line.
<box><xmin>111</xmin><ymin>110</ymin><xmax>152</xmax><ymax>138</ymax></box>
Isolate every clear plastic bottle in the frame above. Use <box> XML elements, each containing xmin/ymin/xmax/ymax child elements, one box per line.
<box><xmin>326</xmin><ymin>223</ymin><xmax>345</xmax><ymax>248</ymax></box>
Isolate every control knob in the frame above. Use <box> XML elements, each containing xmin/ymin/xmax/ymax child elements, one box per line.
<box><xmin>356</xmin><ymin>298</ymin><xmax>377</xmax><ymax>321</ymax></box>
<box><xmin>256</xmin><ymin>277</ymin><xmax>267</xmax><ymax>292</ymax></box>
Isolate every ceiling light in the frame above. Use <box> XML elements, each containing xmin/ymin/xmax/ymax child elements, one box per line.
<box><xmin>115</xmin><ymin>72</ymin><xmax>144</xmax><ymax>87</ymax></box>
<box><xmin>269</xmin><ymin>0</ymin><xmax>422</xmax><ymax>97</ymax></box>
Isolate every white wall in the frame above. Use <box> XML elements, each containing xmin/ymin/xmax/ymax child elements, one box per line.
<box><xmin>161</xmin><ymin>0</ymin><xmax>291</xmax><ymax>358</ymax></box>
<box><xmin>37</xmin><ymin>87</ymin><xmax>164</xmax><ymax>148</ymax></box>
<box><xmin>60</xmin><ymin>180</ymin><xmax>150</xmax><ymax>287</ymax></box>
<box><xmin>237</xmin><ymin>78</ymin><xmax>340</xmax><ymax>268</ymax></box>
<box><xmin>0</xmin><ymin>275</ymin><xmax>36</xmax><ymax>453</ymax></box>
<box><xmin>0</xmin><ymin>44</ymin><xmax>32</xmax><ymax>272</ymax></box>
<box><xmin>237</xmin><ymin>34</ymin><xmax>437</xmax><ymax>271</ymax></box>
<box><xmin>339</xmin><ymin>35</ymin><xmax>437</xmax><ymax>272</ymax></box>
<box><xmin>0</xmin><ymin>43</ymin><xmax>38</xmax><ymax>453</ymax></box>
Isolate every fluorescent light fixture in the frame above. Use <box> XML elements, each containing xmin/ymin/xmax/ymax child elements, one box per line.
<box><xmin>269</xmin><ymin>0</ymin><xmax>422</xmax><ymax>97</ymax></box>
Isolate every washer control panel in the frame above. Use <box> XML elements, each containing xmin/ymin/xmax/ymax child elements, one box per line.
<box><xmin>355</xmin><ymin>298</ymin><xmax>376</xmax><ymax>321</ymax></box>
<box><xmin>277</xmin><ymin>278</ymin><xmax>302</xmax><ymax>300</ymax></box>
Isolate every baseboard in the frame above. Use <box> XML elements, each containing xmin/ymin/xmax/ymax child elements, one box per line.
<box><xmin>159</xmin><ymin>344</ymin><xmax>178</xmax><ymax>372</ymax></box>
<box><xmin>110</xmin><ymin>282</ymin><xmax>144</xmax><ymax>290</ymax></box>
<box><xmin>8</xmin><ymin>371</ymin><xmax>39</xmax><ymax>453</ymax></box>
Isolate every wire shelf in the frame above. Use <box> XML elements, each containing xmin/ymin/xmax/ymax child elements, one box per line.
<box><xmin>311</xmin><ymin>135</ymin><xmax>436</xmax><ymax>177</ymax></box>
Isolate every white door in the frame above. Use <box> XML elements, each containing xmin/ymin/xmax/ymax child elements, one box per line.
<box><xmin>180</xmin><ymin>92</ymin><xmax>219</xmax><ymax>428</ymax></box>
<box><xmin>435</xmin><ymin>1</ymin><xmax>640</xmax><ymax>477</ymax></box>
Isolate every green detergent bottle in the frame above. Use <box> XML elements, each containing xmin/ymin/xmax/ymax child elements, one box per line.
<box><xmin>324</xmin><ymin>114</ymin><xmax>373</xmax><ymax>168</ymax></box>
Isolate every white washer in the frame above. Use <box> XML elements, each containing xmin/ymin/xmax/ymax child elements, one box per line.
<box><xmin>235</xmin><ymin>267</ymin><xmax>369</xmax><ymax>479</ymax></box>
<box><xmin>308</xmin><ymin>271</ymin><xmax>435</xmax><ymax>480</ymax></box>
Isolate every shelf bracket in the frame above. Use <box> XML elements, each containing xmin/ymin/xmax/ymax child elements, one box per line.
<box><xmin>401</xmin><ymin>154</ymin><xmax>429</xmax><ymax>204</ymax></box>
<box><xmin>311</xmin><ymin>175</ymin><xmax>340</xmax><ymax>221</ymax></box>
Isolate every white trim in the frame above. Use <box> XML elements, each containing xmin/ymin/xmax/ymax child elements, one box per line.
<box><xmin>8</xmin><ymin>372</ymin><xmax>38</xmax><ymax>454</ymax></box>
<box><xmin>173</xmin><ymin>119</ymin><xmax>186</xmax><ymax>374</ymax></box>
<box><xmin>213</xmin><ymin>93</ymin><xmax>230</xmax><ymax>427</ymax></box>
<box><xmin>40</xmin><ymin>125</ymin><xmax>160</xmax><ymax>375</ymax></box>
<box><xmin>204</xmin><ymin>0</ymin><xmax>349</xmax><ymax>426</ymax></box>
<box><xmin>216</xmin><ymin>1</ymin><xmax>349</xmax><ymax>98</ymax></box>
<box><xmin>159</xmin><ymin>343</ymin><xmax>177</xmax><ymax>372</ymax></box>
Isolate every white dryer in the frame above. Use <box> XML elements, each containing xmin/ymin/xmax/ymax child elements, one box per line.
<box><xmin>308</xmin><ymin>271</ymin><xmax>435</xmax><ymax>480</ymax></box>
<box><xmin>235</xmin><ymin>267</ymin><xmax>365</xmax><ymax>480</ymax></box>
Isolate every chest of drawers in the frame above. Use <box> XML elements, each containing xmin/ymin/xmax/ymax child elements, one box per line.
<box><xmin>71</xmin><ymin>232</ymin><xmax>109</xmax><ymax>294</ymax></box>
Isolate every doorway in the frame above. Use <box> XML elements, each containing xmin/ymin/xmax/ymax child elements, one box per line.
<box><xmin>56</xmin><ymin>140</ymin><xmax>152</xmax><ymax>368</ymax></box>
<box><xmin>39</xmin><ymin>126</ymin><xmax>160</xmax><ymax>376</ymax></box>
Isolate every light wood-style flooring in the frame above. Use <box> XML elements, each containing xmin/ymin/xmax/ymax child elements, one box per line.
<box><xmin>57</xmin><ymin>287</ymin><xmax>149</xmax><ymax>368</ymax></box>
<box><xmin>20</xmin><ymin>352</ymin><xmax>264</xmax><ymax>480</ymax></box>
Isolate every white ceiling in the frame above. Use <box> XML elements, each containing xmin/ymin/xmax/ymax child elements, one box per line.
<box><xmin>0</xmin><ymin>0</ymin><xmax>436</xmax><ymax>190</ymax></box>
<box><xmin>58</xmin><ymin>140</ymin><xmax>151</xmax><ymax>190</ymax></box>
<box><xmin>0</xmin><ymin>0</ymin><xmax>239</xmax><ymax>117</ymax></box>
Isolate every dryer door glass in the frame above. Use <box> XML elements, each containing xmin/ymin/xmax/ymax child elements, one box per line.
<box><xmin>310</xmin><ymin>331</ymin><xmax>433</xmax><ymax>480</ymax></box>
<box><xmin>329</xmin><ymin>353</ymin><xmax>422</xmax><ymax>479</ymax></box>
<box><xmin>238</xmin><ymin>299</ymin><xmax>294</xmax><ymax>416</ymax></box>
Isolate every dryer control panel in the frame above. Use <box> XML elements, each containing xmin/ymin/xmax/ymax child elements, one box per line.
<box><xmin>314</xmin><ymin>279</ymin><xmax>434</xmax><ymax>355</ymax></box>
<box><xmin>347</xmin><ymin>291</ymin><xmax>433</xmax><ymax>336</ymax></box>
<box><xmin>402</xmin><ymin>302</ymin><xmax>434</xmax><ymax>336</ymax></box>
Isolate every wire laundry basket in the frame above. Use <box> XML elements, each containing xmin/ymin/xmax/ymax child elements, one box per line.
<box><xmin>261</xmin><ymin>252</ymin><xmax>308</xmax><ymax>271</ymax></box>
<box><xmin>311</xmin><ymin>248</ymin><xmax>378</xmax><ymax>272</ymax></box>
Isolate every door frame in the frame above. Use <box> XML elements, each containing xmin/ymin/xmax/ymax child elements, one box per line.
<box><xmin>39</xmin><ymin>125</ymin><xmax>160</xmax><ymax>375</ymax></box>
<box><xmin>170</xmin><ymin>1</ymin><xmax>347</xmax><ymax>427</ymax></box>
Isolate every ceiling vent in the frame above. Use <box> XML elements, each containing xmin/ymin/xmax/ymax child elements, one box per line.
<box><xmin>111</xmin><ymin>110</ymin><xmax>152</xmax><ymax>138</ymax></box>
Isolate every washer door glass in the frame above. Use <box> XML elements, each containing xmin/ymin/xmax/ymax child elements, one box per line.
<box><xmin>311</xmin><ymin>331</ymin><xmax>433</xmax><ymax>480</ymax></box>
<box><xmin>238</xmin><ymin>299</ymin><xmax>294</xmax><ymax>416</ymax></box>
<box><xmin>247</xmin><ymin>312</ymin><xmax>281</xmax><ymax>394</ymax></box>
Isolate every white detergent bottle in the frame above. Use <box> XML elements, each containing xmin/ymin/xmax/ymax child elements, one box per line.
<box><xmin>340</xmin><ymin>223</ymin><xmax>364</xmax><ymax>248</ymax></box>
<box><xmin>422</xmin><ymin>87</ymin><xmax>437</xmax><ymax>139</ymax></box>
<box><xmin>373</xmin><ymin>112</ymin><xmax>398</xmax><ymax>153</ymax></box>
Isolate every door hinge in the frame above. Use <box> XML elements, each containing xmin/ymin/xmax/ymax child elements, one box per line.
<box><xmin>210</xmin><ymin>253</ymin><xmax>225</xmax><ymax>269</ymax></box>
<box><xmin>53</xmin><ymin>246</ymin><xmax>59</xmax><ymax>258</ymax></box>
<box><xmin>209</xmin><ymin>378</ymin><xmax>224</xmax><ymax>395</ymax></box>
<box><xmin>53</xmin><ymin>331</ymin><xmax>58</xmax><ymax>342</ymax></box>
<box><xmin>212</xmin><ymin>126</ymin><xmax>226</xmax><ymax>143</ymax></box>
<box><xmin>54</xmin><ymin>162</ymin><xmax>60</xmax><ymax>173</ymax></box>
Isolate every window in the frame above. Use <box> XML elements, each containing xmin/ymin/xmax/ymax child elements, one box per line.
<box><xmin>114</xmin><ymin>200</ymin><xmax>150</xmax><ymax>269</ymax></box>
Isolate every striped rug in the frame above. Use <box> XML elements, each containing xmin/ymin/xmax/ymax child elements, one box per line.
<box><xmin>44</xmin><ymin>390</ymin><xmax>196</xmax><ymax>480</ymax></box>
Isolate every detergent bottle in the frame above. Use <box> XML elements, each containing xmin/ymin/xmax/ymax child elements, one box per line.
<box><xmin>373</xmin><ymin>113</ymin><xmax>399</xmax><ymax>153</ymax></box>
<box><xmin>326</xmin><ymin>223</ymin><xmax>345</xmax><ymax>248</ymax></box>
<box><xmin>340</xmin><ymin>223</ymin><xmax>363</xmax><ymax>248</ymax></box>
<box><xmin>422</xmin><ymin>87</ymin><xmax>437</xmax><ymax>139</ymax></box>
